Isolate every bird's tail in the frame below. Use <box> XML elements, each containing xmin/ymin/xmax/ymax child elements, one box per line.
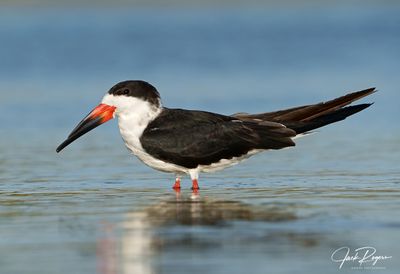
<box><xmin>233</xmin><ymin>88</ymin><xmax>376</xmax><ymax>135</ymax></box>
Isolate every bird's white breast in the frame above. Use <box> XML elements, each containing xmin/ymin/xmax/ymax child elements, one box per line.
<box><xmin>119</xmin><ymin>116</ymin><xmax>189</xmax><ymax>175</ymax></box>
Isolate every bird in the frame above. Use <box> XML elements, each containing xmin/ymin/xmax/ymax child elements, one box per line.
<box><xmin>56</xmin><ymin>80</ymin><xmax>375</xmax><ymax>190</ymax></box>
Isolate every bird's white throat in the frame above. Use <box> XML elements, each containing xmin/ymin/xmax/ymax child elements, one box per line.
<box><xmin>101</xmin><ymin>93</ymin><xmax>162</xmax><ymax>156</ymax></box>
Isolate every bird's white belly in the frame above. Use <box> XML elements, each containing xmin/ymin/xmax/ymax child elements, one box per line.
<box><xmin>126</xmin><ymin>144</ymin><xmax>262</xmax><ymax>175</ymax></box>
<box><xmin>126</xmin><ymin>142</ymin><xmax>188</xmax><ymax>174</ymax></box>
<box><xmin>198</xmin><ymin>149</ymin><xmax>262</xmax><ymax>173</ymax></box>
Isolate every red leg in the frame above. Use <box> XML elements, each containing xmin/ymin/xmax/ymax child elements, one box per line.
<box><xmin>191</xmin><ymin>179</ymin><xmax>200</xmax><ymax>190</ymax></box>
<box><xmin>172</xmin><ymin>177</ymin><xmax>181</xmax><ymax>190</ymax></box>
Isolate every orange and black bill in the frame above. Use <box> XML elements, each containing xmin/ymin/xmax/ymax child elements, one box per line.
<box><xmin>56</xmin><ymin>104</ymin><xmax>116</xmax><ymax>153</ymax></box>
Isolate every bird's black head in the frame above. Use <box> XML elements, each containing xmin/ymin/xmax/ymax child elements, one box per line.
<box><xmin>108</xmin><ymin>80</ymin><xmax>161</xmax><ymax>106</ymax></box>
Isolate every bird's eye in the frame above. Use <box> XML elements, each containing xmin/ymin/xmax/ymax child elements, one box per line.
<box><xmin>122</xmin><ymin>89</ymin><xmax>130</xmax><ymax>95</ymax></box>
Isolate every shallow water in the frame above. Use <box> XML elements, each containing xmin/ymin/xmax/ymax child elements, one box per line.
<box><xmin>1</xmin><ymin>4</ymin><xmax>400</xmax><ymax>274</ymax></box>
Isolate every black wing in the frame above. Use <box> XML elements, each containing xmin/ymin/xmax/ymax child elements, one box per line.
<box><xmin>140</xmin><ymin>108</ymin><xmax>295</xmax><ymax>169</ymax></box>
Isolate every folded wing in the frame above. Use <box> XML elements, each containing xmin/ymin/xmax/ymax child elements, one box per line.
<box><xmin>140</xmin><ymin>109</ymin><xmax>296</xmax><ymax>168</ymax></box>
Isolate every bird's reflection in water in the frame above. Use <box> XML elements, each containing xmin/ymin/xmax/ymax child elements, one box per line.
<box><xmin>120</xmin><ymin>212</ymin><xmax>154</xmax><ymax>274</ymax></box>
<box><xmin>145</xmin><ymin>189</ymin><xmax>298</xmax><ymax>226</ymax></box>
<box><xmin>111</xmin><ymin>189</ymin><xmax>300</xmax><ymax>274</ymax></box>
<box><xmin>97</xmin><ymin>223</ymin><xmax>118</xmax><ymax>274</ymax></box>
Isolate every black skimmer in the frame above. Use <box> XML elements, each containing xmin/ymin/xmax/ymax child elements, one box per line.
<box><xmin>56</xmin><ymin>81</ymin><xmax>375</xmax><ymax>190</ymax></box>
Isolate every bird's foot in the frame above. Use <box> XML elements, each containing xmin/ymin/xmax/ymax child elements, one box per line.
<box><xmin>191</xmin><ymin>179</ymin><xmax>200</xmax><ymax>190</ymax></box>
<box><xmin>172</xmin><ymin>178</ymin><xmax>181</xmax><ymax>190</ymax></box>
